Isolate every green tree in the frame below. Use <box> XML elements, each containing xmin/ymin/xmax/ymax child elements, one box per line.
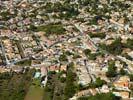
<box><xmin>95</xmin><ymin>77</ymin><xmax>106</xmax><ymax>87</ymax></box>
<box><xmin>83</xmin><ymin>49</ymin><xmax>91</xmax><ymax>56</ymax></box>
<box><xmin>59</xmin><ymin>54</ymin><xmax>68</xmax><ymax>62</ymax></box>
<box><xmin>64</xmin><ymin>62</ymin><xmax>77</xmax><ymax>100</ymax></box>
<box><xmin>78</xmin><ymin>92</ymin><xmax>121</xmax><ymax>100</ymax></box>
<box><xmin>106</xmin><ymin>61</ymin><xmax>117</xmax><ymax>77</ymax></box>
<box><xmin>89</xmin><ymin>32</ymin><xmax>106</xmax><ymax>39</ymax></box>
<box><xmin>120</xmin><ymin>68</ymin><xmax>126</xmax><ymax>75</ymax></box>
<box><xmin>108</xmin><ymin>38</ymin><xmax>123</xmax><ymax>55</ymax></box>
<box><xmin>129</xmin><ymin>74</ymin><xmax>133</xmax><ymax>81</ymax></box>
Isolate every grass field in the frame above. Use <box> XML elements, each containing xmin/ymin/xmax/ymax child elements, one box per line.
<box><xmin>25</xmin><ymin>85</ymin><xmax>44</xmax><ymax>100</ymax></box>
<box><xmin>24</xmin><ymin>79</ymin><xmax>44</xmax><ymax>100</ymax></box>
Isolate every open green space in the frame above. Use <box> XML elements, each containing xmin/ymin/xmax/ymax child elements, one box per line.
<box><xmin>25</xmin><ymin>85</ymin><xmax>44</xmax><ymax>100</ymax></box>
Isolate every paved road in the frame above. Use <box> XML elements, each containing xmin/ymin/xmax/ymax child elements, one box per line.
<box><xmin>0</xmin><ymin>39</ymin><xmax>10</xmax><ymax>65</ymax></box>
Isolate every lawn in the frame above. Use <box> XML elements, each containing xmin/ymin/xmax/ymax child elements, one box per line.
<box><xmin>24</xmin><ymin>79</ymin><xmax>44</xmax><ymax>100</ymax></box>
<box><xmin>25</xmin><ymin>85</ymin><xmax>44</xmax><ymax>100</ymax></box>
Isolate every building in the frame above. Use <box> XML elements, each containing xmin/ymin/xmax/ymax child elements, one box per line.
<box><xmin>113</xmin><ymin>91</ymin><xmax>130</xmax><ymax>99</ymax></box>
<box><xmin>113</xmin><ymin>76</ymin><xmax>130</xmax><ymax>91</ymax></box>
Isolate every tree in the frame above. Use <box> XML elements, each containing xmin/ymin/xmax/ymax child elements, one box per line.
<box><xmin>99</xmin><ymin>38</ymin><xmax>124</xmax><ymax>55</ymax></box>
<box><xmin>124</xmin><ymin>39</ymin><xmax>133</xmax><ymax>49</ymax></box>
<box><xmin>129</xmin><ymin>74</ymin><xmax>133</xmax><ymax>81</ymax></box>
<box><xmin>120</xmin><ymin>68</ymin><xmax>126</xmax><ymax>75</ymax></box>
<box><xmin>106</xmin><ymin>61</ymin><xmax>117</xmax><ymax>77</ymax></box>
<box><xmin>83</xmin><ymin>49</ymin><xmax>91</xmax><ymax>56</ymax></box>
<box><xmin>78</xmin><ymin>92</ymin><xmax>121</xmax><ymax>100</ymax></box>
<box><xmin>0</xmin><ymin>69</ymin><xmax>35</xmax><ymax>100</ymax></box>
<box><xmin>64</xmin><ymin>62</ymin><xmax>77</xmax><ymax>100</ymax></box>
<box><xmin>95</xmin><ymin>77</ymin><xmax>106</xmax><ymax>87</ymax></box>
<box><xmin>89</xmin><ymin>32</ymin><xmax>106</xmax><ymax>39</ymax></box>
<box><xmin>108</xmin><ymin>38</ymin><xmax>123</xmax><ymax>55</ymax></box>
<box><xmin>59</xmin><ymin>54</ymin><xmax>68</xmax><ymax>62</ymax></box>
<box><xmin>37</xmin><ymin>23</ymin><xmax>66</xmax><ymax>36</ymax></box>
<box><xmin>89</xmin><ymin>77</ymin><xmax>106</xmax><ymax>88</ymax></box>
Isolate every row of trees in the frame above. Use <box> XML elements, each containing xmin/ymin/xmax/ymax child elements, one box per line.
<box><xmin>106</xmin><ymin>60</ymin><xmax>117</xmax><ymax>77</ymax></box>
<box><xmin>0</xmin><ymin>68</ymin><xmax>36</xmax><ymax>100</ymax></box>
<box><xmin>83</xmin><ymin>49</ymin><xmax>104</xmax><ymax>60</ymax></box>
<box><xmin>64</xmin><ymin>62</ymin><xmax>77</xmax><ymax>100</ymax></box>
<box><xmin>89</xmin><ymin>32</ymin><xmax>106</xmax><ymax>39</ymax></box>
<box><xmin>78</xmin><ymin>92</ymin><xmax>121</xmax><ymax>100</ymax></box>
<box><xmin>44</xmin><ymin>62</ymin><xmax>77</xmax><ymax>100</ymax></box>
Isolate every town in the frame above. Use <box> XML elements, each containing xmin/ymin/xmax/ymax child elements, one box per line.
<box><xmin>0</xmin><ymin>0</ymin><xmax>133</xmax><ymax>100</ymax></box>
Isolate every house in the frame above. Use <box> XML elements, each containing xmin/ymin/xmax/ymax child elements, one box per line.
<box><xmin>18</xmin><ymin>1</ymin><xmax>29</xmax><ymax>8</ymax></box>
<box><xmin>100</xmin><ymin>85</ymin><xmax>110</xmax><ymax>93</ymax></box>
<box><xmin>60</xmin><ymin>65</ymin><xmax>67</xmax><ymax>72</ymax></box>
<box><xmin>41</xmin><ymin>67</ymin><xmax>47</xmax><ymax>77</ymax></box>
<box><xmin>48</xmin><ymin>65</ymin><xmax>59</xmax><ymax>72</ymax></box>
<box><xmin>75</xmin><ymin>89</ymin><xmax>91</xmax><ymax>97</ymax></box>
<box><xmin>128</xmin><ymin>51</ymin><xmax>133</xmax><ymax>58</ymax></box>
<box><xmin>113</xmin><ymin>91</ymin><xmax>130</xmax><ymax>99</ymax></box>
<box><xmin>89</xmin><ymin>88</ymin><xmax>99</xmax><ymax>96</ymax></box>
<box><xmin>113</xmin><ymin>76</ymin><xmax>130</xmax><ymax>91</ymax></box>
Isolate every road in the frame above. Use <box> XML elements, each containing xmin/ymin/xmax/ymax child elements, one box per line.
<box><xmin>116</xmin><ymin>56</ymin><xmax>133</xmax><ymax>73</ymax></box>
<box><xmin>0</xmin><ymin>39</ymin><xmax>10</xmax><ymax>65</ymax></box>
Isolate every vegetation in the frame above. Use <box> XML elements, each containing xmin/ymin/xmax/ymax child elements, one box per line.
<box><xmin>124</xmin><ymin>38</ymin><xmax>133</xmax><ymax>50</ymax></box>
<box><xmin>59</xmin><ymin>54</ymin><xmax>68</xmax><ymax>62</ymax></box>
<box><xmin>32</xmin><ymin>34</ymin><xmax>40</xmax><ymax>46</ymax></box>
<box><xmin>37</xmin><ymin>23</ymin><xmax>66</xmax><ymax>36</ymax></box>
<box><xmin>0</xmin><ymin>11</ymin><xmax>11</xmax><ymax>21</ymax></box>
<box><xmin>44</xmin><ymin>73</ymin><xmax>56</xmax><ymax>100</ymax></box>
<box><xmin>44</xmin><ymin>72</ymin><xmax>66</xmax><ymax>100</ymax></box>
<box><xmin>0</xmin><ymin>68</ymin><xmax>35</xmax><ymax>100</ymax></box>
<box><xmin>99</xmin><ymin>38</ymin><xmax>124</xmax><ymax>55</ymax></box>
<box><xmin>108</xmin><ymin>38</ymin><xmax>123</xmax><ymax>55</ymax></box>
<box><xmin>44</xmin><ymin>62</ymin><xmax>77</xmax><ymax>100</ymax></box>
<box><xmin>122</xmin><ymin>53</ymin><xmax>133</xmax><ymax>61</ymax></box>
<box><xmin>15</xmin><ymin>59</ymin><xmax>31</xmax><ymax>66</ymax></box>
<box><xmin>89</xmin><ymin>32</ymin><xmax>106</xmax><ymax>39</ymax></box>
<box><xmin>89</xmin><ymin>77</ymin><xmax>106</xmax><ymax>88</ymax></box>
<box><xmin>73</xmin><ymin>54</ymin><xmax>81</xmax><ymax>59</ymax></box>
<box><xmin>84</xmin><ymin>49</ymin><xmax>104</xmax><ymax>60</ymax></box>
<box><xmin>120</xmin><ymin>68</ymin><xmax>127</xmax><ymax>75</ymax></box>
<box><xmin>25</xmin><ymin>79</ymin><xmax>43</xmax><ymax>100</ymax></box>
<box><xmin>106</xmin><ymin>60</ymin><xmax>117</xmax><ymax>77</ymax></box>
<box><xmin>99</xmin><ymin>38</ymin><xmax>133</xmax><ymax>56</ymax></box>
<box><xmin>64</xmin><ymin>62</ymin><xmax>77</xmax><ymax>100</ymax></box>
<box><xmin>129</xmin><ymin>74</ymin><xmax>133</xmax><ymax>81</ymax></box>
<box><xmin>78</xmin><ymin>92</ymin><xmax>121</xmax><ymax>100</ymax></box>
<box><xmin>44</xmin><ymin>2</ymin><xmax>79</xmax><ymax>19</ymax></box>
<box><xmin>64</xmin><ymin>51</ymin><xmax>74</xmax><ymax>56</ymax></box>
<box><xmin>83</xmin><ymin>49</ymin><xmax>91</xmax><ymax>56</ymax></box>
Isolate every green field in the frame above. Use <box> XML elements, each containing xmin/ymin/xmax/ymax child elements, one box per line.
<box><xmin>24</xmin><ymin>79</ymin><xmax>44</xmax><ymax>100</ymax></box>
<box><xmin>25</xmin><ymin>85</ymin><xmax>44</xmax><ymax>100</ymax></box>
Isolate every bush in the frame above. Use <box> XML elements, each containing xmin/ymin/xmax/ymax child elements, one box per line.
<box><xmin>83</xmin><ymin>49</ymin><xmax>91</xmax><ymax>56</ymax></box>
<box><xmin>106</xmin><ymin>61</ymin><xmax>117</xmax><ymax>77</ymax></box>
<box><xmin>89</xmin><ymin>32</ymin><xmax>106</xmax><ymax>39</ymax></box>
<box><xmin>129</xmin><ymin>74</ymin><xmax>133</xmax><ymax>81</ymax></box>
<box><xmin>120</xmin><ymin>68</ymin><xmax>126</xmax><ymax>75</ymax></box>
<box><xmin>37</xmin><ymin>23</ymin><xmax>66</xmax><ymax>36</ymax></box>
<box><xmin>78</xmin><ymin>92</ymin><xmax>121</xmax><ymax>100</ymax></box>
<box><xmin>59</xmin><ymin>54</ymin><xmax>68</xmax><ymax>62</ymax></box>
